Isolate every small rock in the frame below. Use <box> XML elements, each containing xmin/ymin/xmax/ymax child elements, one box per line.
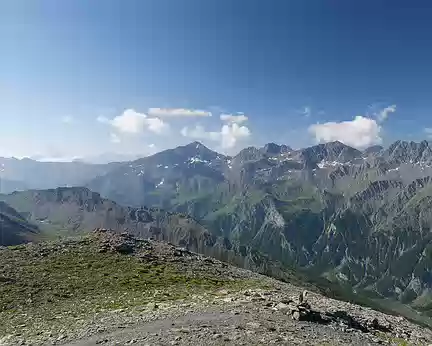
<box><xmin>292</xmin><ymin>311</ymin><xmax>300</xmax><ymax>321</ymax></box>
<box><xmin>147</xmin><ymin>302</ymin><xmax>158</xmax><ymax>310</ymax></box>
<box><xmin>246</xmin><ymin>322</ymin><xmax>261</xmax><ymax>329</ymax></box>
<box><xmin>275</xmin><ymin>302</ymin><xmax>289</xmax><ymax>312</ymax></box>
<box><xmin>251</xmin><ymin>296</ymin><xmax>265</xmax><ymax>302</ymax></box>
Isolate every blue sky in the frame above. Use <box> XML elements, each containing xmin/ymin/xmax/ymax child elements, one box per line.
<box><xmin>1</xmin><ymin>1</ymin><xmax>432</xmax><ymax>161</ymax></box>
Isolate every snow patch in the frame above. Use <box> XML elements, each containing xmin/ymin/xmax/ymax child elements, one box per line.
<box><xmin>188</xmin><ymin>156</ymin><xmax>209</xmax><ymax>164</ymax></box>
<box><xmin>317</xmin><ymin>160</ymin><xmax>345</xmax><ymax>169</ymax></box>
<box><xmin>336</xmin><ymin>272</ymin><xmax>349</xmax><ymax>282</ymax></box>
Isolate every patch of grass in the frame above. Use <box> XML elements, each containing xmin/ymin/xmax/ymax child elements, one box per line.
<box><xmin>0</xmin><ymin>239</ymin><xmax>257</xmax><ymax>337</ymax></box>
<box><xmin>377</xmin><ymin>332</ymin><xmax>412</xmax><ymax>346</ymax></box>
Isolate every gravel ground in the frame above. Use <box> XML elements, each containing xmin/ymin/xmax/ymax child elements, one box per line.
<box><xmin>59</xmin><ymin>285</ymin><xmax>432</xmax><ymax>346</ymax></box>
<box><xmin>32</xmin><ymin>285</ymin><xmax>432</xmax><ymax>346</ymax></box>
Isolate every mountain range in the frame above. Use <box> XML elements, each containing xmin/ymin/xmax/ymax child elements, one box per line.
<box><xmin>0</xmin><ymin>156</ymin><xmax>122</xmax><ymax>192</ymax></box>
<box><xmin>2</xmin><ymin>140</ymin><xmax>432</xmax><ymax>318</ymax></box>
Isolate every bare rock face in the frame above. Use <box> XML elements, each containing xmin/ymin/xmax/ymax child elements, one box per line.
<box><xmin>0</xmin><ymin>201</ymin><xmax>39</xmax><ymax>246</ymax></box>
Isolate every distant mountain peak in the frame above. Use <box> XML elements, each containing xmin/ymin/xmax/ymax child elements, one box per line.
<box><xmin>262</xmin><ymin>143</ymin><xmax>292</xmax><ymax>155</ymax></box>
<box><xmin>301</xmin><ymin>141</ymin><xmax>361</xmax><ymax>165</ymax></box>
<box><xmin>182</xmin><ymin>141</ymin><xmax>208</xmax><ymax>150</ymax></box>
<box><xmin>385</xmin><ymin>139</ymin><xmax>432</xmax><ymax>164</ymax></box>
<box><xmin>173</xmin><ymin>141</ymin><xmax>221</xmax><ymax>160</ymax></box>
<box><xmin>322</xmin><ymin>140</ymin><xmax>351</xmax><ymax>149</ymax></box>
<box><xmin>363</xmin><ymin>145</ymin><xmax>384</xmax><ymax>155</ymax></box>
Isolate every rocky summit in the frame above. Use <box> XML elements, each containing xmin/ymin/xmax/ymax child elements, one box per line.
<box><xmin>1</xmin><ymin>230</ymin><xmax>431</xmax><ymax>346</ymax></box>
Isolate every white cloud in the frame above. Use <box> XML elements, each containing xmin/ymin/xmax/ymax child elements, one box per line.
<box><xmin>110</xmin><ymin>109</ymin><xmax>149</xmax><ymax>134</ymax></box>
<box><xmin>32</xmin><ymin>155</ymin><xmax>83</xmax><ymax>162</ymax></box>
<box><xmin>299</xmin><ymin>106</ymin><xmax>312</xmax><ymax>118</ymax></box>
<box><xmin>424</xmin><ymin>128</ymin><xmax>432</xmax><ymax>138</ymax></box>
<box><xmin>98</xmin><ymin>109</ymin><xmax>169</xmax><ymax>134</ymax></box>
<box><xmin>308</xmin><ymin>116</ymin><xmax>382</xmax><ymax>149</ymax></box>
<box><xmin>61</xmin><ymin>115</ymin><xmax>73</xmax><ymax>124</ymax></box>
<box><xmin>221</xmin><ymin>123</ymin><xmax>251</xmax><ymax>148</ymax></box>
<box><xmin>181</xmin><ymin>123</ymin><xmax>251</xmax><ymax>149</ymax></box>
<box><xmin>181</xmin><ymin>125</ymin><xmax>220</xmax><ymax>141</ymax></box>
<box><xmin>148</xmin><ymin>108</ymin><xmax>212</xmax><ymax>118</ymax></box>
<box><xmin>376</xmin><ymin>104</ymin><xmax>396</xmax><ymax>122</ymax></box>
<box><xmin>220</xmin><ymin>113</ymin><xmax>249</xmax><ymax>124</ymax></box>
<box><xmin>148</xmin><ymin>143</ymin><xmax>155</xmax><ymax>148</ymax></box>
<box><xmin>145</xmin><ymin>117</ymin><xmax>167</xmax><ymax>134</ymax></box>
<box><xmin>110</xmin><ymin>133</ymin><xmax>121</xmax><ymax>143</ymax></box>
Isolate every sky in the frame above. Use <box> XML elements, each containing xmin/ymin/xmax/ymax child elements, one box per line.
<box><xmin>2</xmin><ymin>1</ymin><xmax>432</xmax><ymax>162</ymax></box>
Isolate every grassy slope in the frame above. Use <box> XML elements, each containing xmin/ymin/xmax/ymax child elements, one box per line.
<box><xmin>0</xmin><ymin>236</ymin><xmax>266</xmax><ymax>339</ymax></box>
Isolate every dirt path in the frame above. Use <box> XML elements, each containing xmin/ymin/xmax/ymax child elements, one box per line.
<box><xmin>64</xmin><ymin>306</ymin><xmax>388</xmax><ymax>346</ymax></box>
<box><xmin>66</xmin><ymin>311</ymin><xmax>238</xmax><ymax>346</ymax></box>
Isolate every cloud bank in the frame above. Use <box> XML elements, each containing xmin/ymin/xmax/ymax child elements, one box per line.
<box><xmin>148</xmin><ymin>108</ymin><xmax>212</xmax><ymax>118</ymax></box>
<box><xmin>376</xmin><ymin>104</ymin><xmax>396</xmax><ymax>122</ymax></box>
<box><xmin>97</xmin><ymin>109</ymin><xmax>169</xmax><ymax>134</ymax></box>
<box><xmin>308</xmin><ymin>116</ymin><xmax>382</xmax><ymax>149</ymax></box>
<box><xmin>181</xmin><ymin>123</ymin><xmax>251</xmax><ymax>149</ymax></box>
<box><xmin>308</xmin><ymin>105</ymin><xmax>397</xmax><ymax>149</ymax></box>
<box><xmin>220</xmin><ymin>113</ymin><xmax>249</xmax><ymax>124</ymax></box>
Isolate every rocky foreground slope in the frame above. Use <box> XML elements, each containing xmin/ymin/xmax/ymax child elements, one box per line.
<box><xmin>1</xmin><ymin>230</ymin><xmax>431</xmax><ymax>345</ymax></box>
